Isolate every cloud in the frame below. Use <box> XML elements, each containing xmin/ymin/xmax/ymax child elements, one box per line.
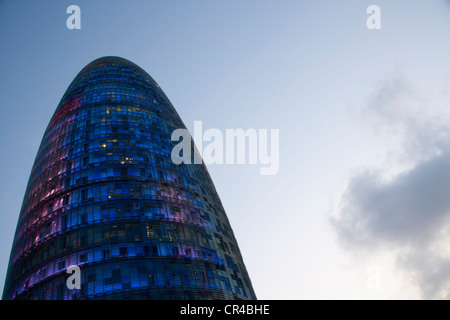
<box><xmin>363</xmin><ymin>75</ymin><xmax>450</xmax><ymax>161</ymax></box>
<box><xmin>332</xmin><ymin>74</ymin><xmax>450</xmax><ymax>299</ymax></box>
<box><xmin>334</xmin><ymin>153</ymin><xmax>450</xmax><ymax>246</ymax></box>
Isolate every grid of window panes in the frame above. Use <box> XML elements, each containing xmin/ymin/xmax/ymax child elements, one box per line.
<box><xmin>3</xmin><ymin>57</ymin><xmax>256</xmax><ymax>300</ymax></box>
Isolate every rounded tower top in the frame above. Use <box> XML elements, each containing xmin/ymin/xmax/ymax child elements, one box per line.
<box><xmin>51</xmin><ymin>56</ymin><xmax>173</xmax><ymax>128</ymax></box>
<box><xmin>3</xmin><ymin>56</ymin><xmax>256</xmax><ymax>300</ymax></box>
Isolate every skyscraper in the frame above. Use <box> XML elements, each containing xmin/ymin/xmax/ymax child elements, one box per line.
<box><xmin>3</xmin><ymin>56</ymin><xmax>256</xmax><ymax>300</ymax></box>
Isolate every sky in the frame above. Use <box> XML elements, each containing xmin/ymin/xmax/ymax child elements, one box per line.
<box><xmin>1</xmin><ymin>0</ymin><xmax>450</xmax><ymax>299</ymax></box>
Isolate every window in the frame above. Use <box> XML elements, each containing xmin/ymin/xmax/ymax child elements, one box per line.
<box><xmin>57</xmin><ymin>261</ymin><xmax>65</xmax><ymax>270</ymax></box>
<box><xmin>60</xmin><ymin>237</ymin><xmax>66</xmax><ymax>249</ymax></box>
<box><xmin>119</xmin><ymin>247</ymin><xmax>128</xmax><ymax>257</ymax></box>
<box><xmin>63</xmin><ymin>195</ymin><xmax>69</xmax><ymax>206</ymax></box>
<box><xmin>38</xmin><ymin>269</ymin><xmax>46</xmax><ymax>280</ymax></box>
<box><xmin>80</xmin><ymin>235</ymin><xmax>87</xmax><ymax>246</ymax></box>
<box><xmin>112</xmin><ymin>270</ymin><xmax>121</xmax><ymax>283</ymax></box>
<box><xmin>81</xmin><ymin>189</ymin><xmax>87</xmax><ymax>202</ymax></box>
<box><xmin>61</xmin><ymin>216</ymin><xmax>68</xmax><ymax>230</ymax></box>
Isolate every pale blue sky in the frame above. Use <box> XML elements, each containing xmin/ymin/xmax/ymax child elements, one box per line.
<box><xmin>1</xmin><ymin>1</ymin><xmax>450</xmax><ymax>298</ymax></box>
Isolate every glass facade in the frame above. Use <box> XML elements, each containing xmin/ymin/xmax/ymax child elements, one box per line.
<box><xmin>3</xmin><ymin>56</ymin><xmax>256</xmax><ymax>300</ymax></box>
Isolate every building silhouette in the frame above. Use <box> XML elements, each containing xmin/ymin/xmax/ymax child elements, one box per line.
<box><xmin>3</xmin><ymin>57</ymin><xmax>256</xmax><ymax>300</ymax></box>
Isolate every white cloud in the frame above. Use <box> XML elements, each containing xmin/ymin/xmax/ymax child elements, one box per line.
<box><xmin>332</xmin><ymin>74</ymin><xmax>450</xmax><ymax>299</ymax></box>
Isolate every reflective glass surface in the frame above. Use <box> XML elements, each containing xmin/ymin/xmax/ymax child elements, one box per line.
<box><xmin>3</xmin><ymin>57</ymin><xmax>256</xmax><ymax>300</ymax></box>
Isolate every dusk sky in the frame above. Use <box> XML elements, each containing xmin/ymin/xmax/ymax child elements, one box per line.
<box><xmin>1</xmin><ymin>0</ymin><xmax>450</xmax><ymax>299</ymax></box>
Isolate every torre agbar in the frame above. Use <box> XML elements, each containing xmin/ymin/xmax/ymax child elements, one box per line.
<box><xmin>3</xmin><ymin>56</ymin><xmax>256</xmax><ymax>300</ymax></box>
